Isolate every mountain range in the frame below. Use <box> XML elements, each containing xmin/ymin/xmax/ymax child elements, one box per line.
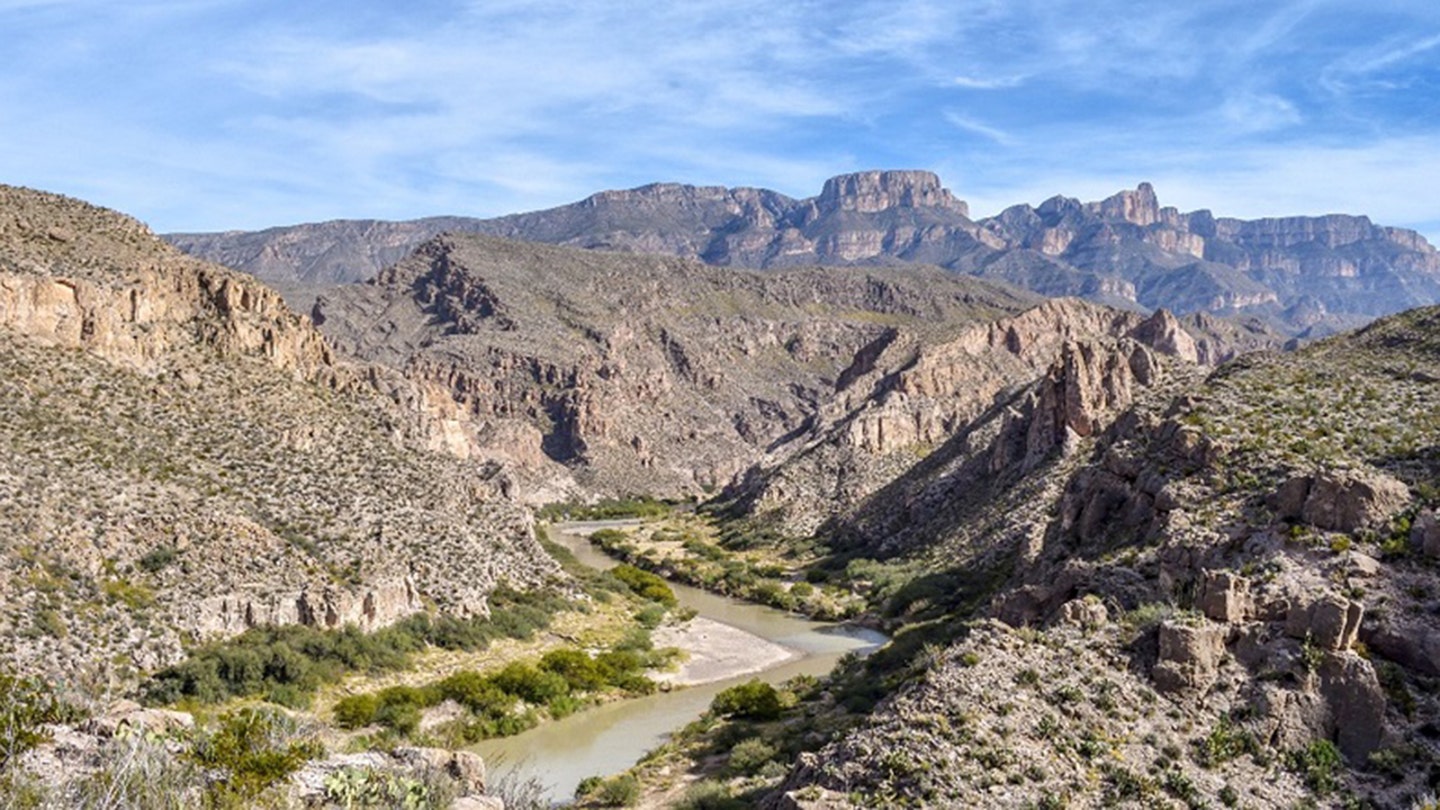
<box><xmin>167</xmin><ymin>170</ymin><xmax>1440</xmax><ymax>337</ymax></box>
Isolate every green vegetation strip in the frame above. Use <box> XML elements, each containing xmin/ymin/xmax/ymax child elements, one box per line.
<box><xmin>145</xmin><ymin>586</ymin><xmax>571</xmax><ymax>708</ymax></box>
<box><xmin>332</xmin><ymin>631</ymin><xmax>676</xmax><ymax>749</ymax></box>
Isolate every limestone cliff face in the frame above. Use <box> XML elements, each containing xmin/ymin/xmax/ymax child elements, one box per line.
<box><xmin>812</xmin><ymin>170</ymin><xmax>969</xmax><ymax>217</ymax></box>
<box><xmin>0</xmin><ymin>186</ymin><xmax>560</xmax><ymax>680</ymax></box>
<box><xmin>311</xmin><ymin>233</ymin><xmax>1039</xmax><ymax>500</ymax></box>
<box><xmin>726</xmin><ymin>301</ymin><xmax>1233</xmax><ymax>542</ymax></box>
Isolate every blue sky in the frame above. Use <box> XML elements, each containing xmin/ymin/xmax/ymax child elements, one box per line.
<box><xmin>2</xmin><ymin>1</ymin><xmax>1438</xmax><ymax>243</ymax></box>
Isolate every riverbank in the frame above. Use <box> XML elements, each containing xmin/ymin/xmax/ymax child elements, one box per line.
<box><xmin>475</xmin><ymin>521</ymin><xmax>886</xmax><ymax>804</ymax></box>
<box><xmin>652</xmin><ymin>616</ymin><xmax>798</xmax><ymax>687</ymax></box>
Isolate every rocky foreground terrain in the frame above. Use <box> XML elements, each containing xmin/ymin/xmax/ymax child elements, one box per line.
<box><xmin>168</xmin><ymin>170</ymin><xmax>1440</xmax><ymax>336</ymax></box>
<box><xmin>0</xmin><ymin>185</ymin><xmax>561</xmax><ymax>684</ymax></box>
<box><xmin>730</xmin><ymin>307</ymin><xmax>1440</xmax><ymax>808</ymax></box>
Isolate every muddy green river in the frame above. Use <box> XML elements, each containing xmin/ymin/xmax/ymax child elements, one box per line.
<box><xmin>472</xmin><ymin>521</ymin><xmax>886</xmax><ymax>804</ymax></box>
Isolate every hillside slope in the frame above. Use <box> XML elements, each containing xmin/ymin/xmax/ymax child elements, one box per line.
<box><xmin>0</xmin><ymin>186</ymin><xmax>560</xmax><ymax>682</ymax></box>
<box><xmin>762</xmin><ymin>306</ymin><xmax>1440</xmax><ymax>808</ymax></box>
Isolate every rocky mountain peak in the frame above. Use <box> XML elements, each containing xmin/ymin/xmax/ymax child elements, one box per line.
<box><xmin>1090</xmin><ymin>181</ymin><xmax>1161</xmax><ymax>226</ymax></box>
<box><xmin>816</xmin><ymin>170</ymin><xmax>969</xmax><ymax>218</ymax></box>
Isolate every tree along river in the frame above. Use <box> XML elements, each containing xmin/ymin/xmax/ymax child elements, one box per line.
<box><xmin>473</xmin><ymin>520</ymin><xmax>887</xmax><ymax>804</ymax></box>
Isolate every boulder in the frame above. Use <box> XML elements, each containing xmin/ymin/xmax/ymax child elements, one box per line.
<box><xmin>82</xmin><ymin>702</ymin><xmax>194</xmax><ymax>738</ymax></box>
<box><xmin>1152</xmin><ymin>619</ymin><xmax>1227</xmax><ymax>694</ymax></box>
<box><xmin>1319</xmin><ymin>653</ymin><xmax>1386</xmax><ymax>760</ymax></box>
<box><xmin>1285</xmin><ymin>594</ymin><xmax>1363</xmax><ymax>651</ymax></box>
<box><xmin>1300</xmin><ymin>469</ymin><xmax>1410</xmax><ymax>533</ymax></box>
<box><xmin>1197</xmin><ymin>570</ymin><xmax>1252</xmax><ymax>623</ymax></box>
<box><xmin>1057</xmin><ymin>597</ymin><xmax>1109</xmax><ymax>630</ymax></box>
<box><xmin>993</xmin><ymin>585</ymin><xmax>1052</xmax><ymax>628</ymax></box>
<box><xmin>1362</xmin><ymin>619</ymin><xmax>1440</xmax><ymax>677</ymax></box>
<box><xmin>1412</xmin><ymin>509</ymin><xmax>1440</xmax><ymax>558</ymax></box>
<box><xmin>393</xmin><ymin>747</ymin><xmax>486</xmax><ymax>795</ymax></box>
<box><xmin>1270</xmin><ymin>475</ymin><xmax>1313</xmax><ymax>521</ymax></box>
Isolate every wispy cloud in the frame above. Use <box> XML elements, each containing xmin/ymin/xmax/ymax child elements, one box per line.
<box><xmin>0</xmin><ymin>0</ymin><xmax>1437</xmax><ymax>246</ymax></box>
<box><xmin>943</xmin><ymin>112</ymin><xmax>1015</xmax><ymax>146</ymax></box>
<box><xmin>952</xmin><ymin>75</ymin><xmax>1026</xmax><ymax>90</ymax></box>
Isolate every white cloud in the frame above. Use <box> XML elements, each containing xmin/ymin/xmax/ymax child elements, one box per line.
<box><xmin>1219</xmin><ymin>92</ymin><xmax>1303</xmax><ymax>133</ymax></box>
<box><xmin>952</xmin><ymin>75</ymin><xmax>1026</xmax><ymax>90</ymax></box>
<box><xmin>942</xmin><ymin>112</ymin><xmax>1015</xmax><ymax>146</ymax></box>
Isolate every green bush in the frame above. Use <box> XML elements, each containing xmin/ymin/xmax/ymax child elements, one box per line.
<box><xmin>145</xmin><ymin>587</ymin><xmax>568</xmax><ymax>707</ymax></box>
<box><xmin>538</xmin><ymin>496</ymin><xmax>672</xmax><ymax>521</ymax></box>
<box><xmin>633</xmin><ymin>603</ymin><xmax>667</xmax><ymax>629</ymax></box>
<box><xmin>610</xmin><ymin>565</ymin><xmax>678</xmax><ymax>606</ymax></box>
<box><xmin>188</xmin><ymin>707</ymin><xmax>322</xmax><ymax>803</ymax></box>
<box><xmin>547</xmin><ymin>694</ymin><xmax>586</xmax><ymax>719</ymax></box>
<box><xmin>332</xmin><ymin>694</ymin><xmax>380</xmax><ymax>729</ymax></box>
<box><xmin>676</xmin><ymin>780</ymin><xmax>747</xmax><ymax>810</ymax></box>
<box><xmin>137</xmin><ymin>546</ymin><xmax>179</xmax><ymax>573</ymax></box>
<box><xmin>0</xmin><ymin>669</ymin><xmax>75</xmax><ymax>768</ymax></box>
<box><xmin>1287</xmin><ymin>739</ymin><xmax>1342</xmax><ymax>795</ymax></box>
<box><xmin>373</xmin><ymin>702</ymin><xmax>421</xmax><ymax>735</ymax></box>
<box><xmin>711</xmin><ymin>680</ymin><xmax>782</xmax><ymax>721</ymax></box>
<box><xmin>725</xmin><ymin>737</ymin><xmax>778</xmax><ymax>775</ymax></box>
<box><xmin>593</xmin><ymin>773</ymin><xmax>641</xmax><ymax>806</ymax></box>
<box><xmin>491</xmin><ymin>662</ymin><xmax>569</xmax><ymax>705</ymax></box>
<box><xmin>539</xmin><ymin>649</ymin><xmax>608</xmax><ymax>692</ymax></box>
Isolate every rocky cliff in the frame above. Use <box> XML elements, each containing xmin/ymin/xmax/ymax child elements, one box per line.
<box><xmin>722</xmin><ymin>301</ymin><xmax>1257</xmax><ymax>546</ymax></box>
<box><xmin>0</xmin><ymin>186</ymin><xmax>560</xmax><ymax>682</ymax></box>
<box><xmin>308</xmin><ymin>233</ymin><xmax>1041</xmax><ymax>500</ymax></box>
<box><xmin>167</xmin><ymin>172</ymin><xmax>1440</xmax><ymax>335</ymax></box>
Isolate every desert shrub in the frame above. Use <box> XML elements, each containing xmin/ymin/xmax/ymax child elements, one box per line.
<box><xmin>188</xmin><ymin>707</ymin><xmax>322</xmax><ymax>803</ymax></box>
<box><xmin>613</xmin><ymin>625</ymin><xmax>655</xmax><ymax>654</ymax></box>
<box><xmin>137</xmin><ymin>545</ymin><xmax>179</xmax><ymax>573</ymax></box>
<box><xmin>633</xmin><ymin>603</ymin><xmax>667</xmax><ymax>629</ymax></box>
<box><xmin>595</xmin><ymin>650</ymin><xmax>644</xmax><ymax>676</ymax></box>
<box><xmin>1196</xmin><ymin>716</ymin><xmax>1258</xmax><ymax>767</ymax></box>
<box><xmin>537</xmin><ymin>496</ymin><xmax>671</xmax><ymax>521</ymax></box>
<box><xmin>725</xmin><ymin>737</ymin><xmax>778</xmax><ymax>775</ymax></box>
<box><xmin>610</xmin><ymin>565</ymin><xmax>678</xmax><ymax>606</ymax></box>
<box><xmin>675</xmin><ymin>780</ymin><xmax>747</xmax><ymax>810</ymax></box>
<box><xmin>373</xmin><ymin>702</ymin><xmax>421</xmax><ymax>735</ymax></box>
<box><xmin>332</xmin><ymin>694</ymin><xmax>381</xmax><ymax>729</ymax></box>
<box><xmin>547</xmin><ymin>694</ymin><xmax>586</xmax><ymax>719</ymax></box>
<box><xmin>1287</xmin><ymin>739</ymin><xmax>1342</xmax><ymax>795</ymax></box>
<box><xmin>593</xmin><ymin>774</ymin><xmax>640</xmax><ymax>806</ymax></box>
<box><xmin>539</xmin><ymin>649</ymin><xmax>608</xmax><ymax>692</ymax></box>
<box><xmin>146</xmin><ymin>587</ymin><xmax>566</xmax><ymax>706</ymax></box>
<box><xmin>70</xmin><ymin>731</ymin><xmax>203</xmax><ymax>809</ymax></box>
<box><xmin>711</xmin><ymin>680</ymin><xmax>782</xmax><ymax>721</ymax></box>
<box><xmin>0</xmin><ymin>670</ymin><xmax>75</xmax><ymax>768</ymax></box>
<box><xmin>491</xmin><ymin>663</ymin><xmax>569</xmax><ymax>705</ymax></box>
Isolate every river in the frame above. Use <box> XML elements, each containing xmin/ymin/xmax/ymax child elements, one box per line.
<box><xmin>472</xmin><ymin>520</ymin><xmax>886</xmax><ymax>804</ymax></box>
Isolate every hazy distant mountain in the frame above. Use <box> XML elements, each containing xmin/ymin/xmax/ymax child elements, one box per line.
<box><xmin>166</xmin><ymin>171</ymin><xmax>1440</xmax><ymax>335</ymax></box>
